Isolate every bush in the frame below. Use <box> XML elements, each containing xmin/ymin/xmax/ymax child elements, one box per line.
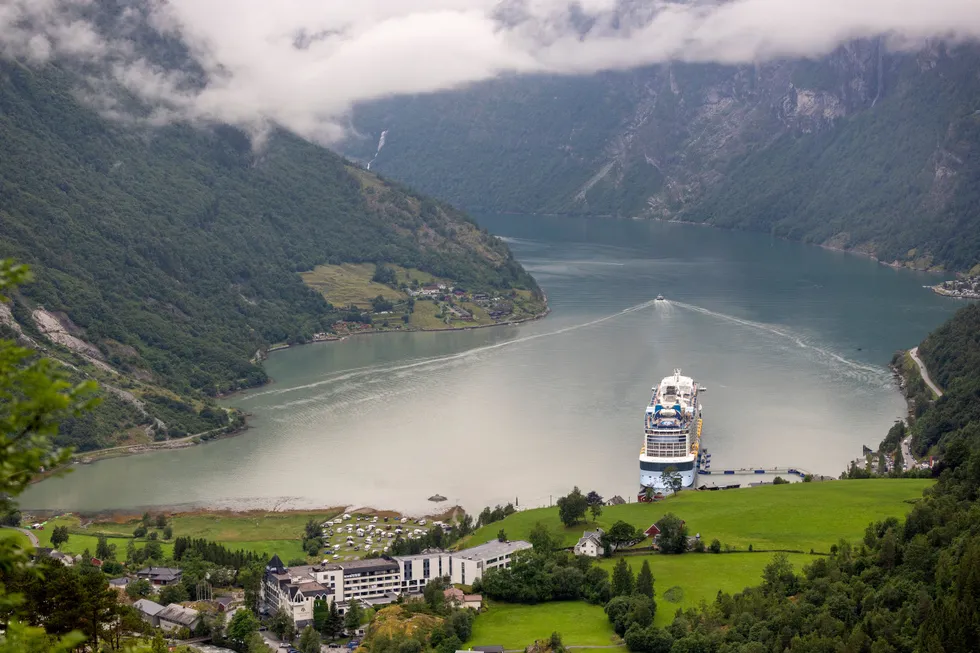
<box><xmin>708</xmin><ymin>539</ymin><xmax>722</xmax><ymax>554</ymax></box>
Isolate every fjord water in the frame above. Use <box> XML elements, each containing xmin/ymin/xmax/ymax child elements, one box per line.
<box><xmin>22</xmin><ymin>215</ymin><xmax>961</xmax><ymax>514</ymax></box>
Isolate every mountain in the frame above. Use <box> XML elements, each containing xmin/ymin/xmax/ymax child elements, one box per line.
<box><xmin>0</xmin><ymin>60</ymin><xmax>538</xmax><ymax>452</ymax></box>
<box><xmin>344</xmin><ymin>41</ymin><xmax>980</xmax><ymax>272</ymax></box>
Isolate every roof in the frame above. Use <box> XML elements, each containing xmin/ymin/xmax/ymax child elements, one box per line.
<box><xmin>136</xmin><ymin>567</ymin><xmax>182</xmax><ymax>581</ymax></box>
<box><xmin>454</xmin><ymin>540</ymin><xmax>533</xmax><ymax>561</ymax></box>
<box><xmin>134</xmin><ymin>599</ymin><xmax>165</xmax><ymax>616</ymax></box>
<box><xmin>463</xmin><ymin>594</ymin><xmax>482</xmax><ymax>602</ymax></box>
<box><xmin>157</xmin><ymin>603</ymin><xmax>200</xmax><ymax>627</ymax></box>
<box><xmin>214</xmin><ymin>596</ymin><xmax>234</xmax><ymax>606</ymax></box>
<box><xmin>608</xmin><ymin>495</ymin><xmax>626</xmax><ymax>506</ymax></box>
<box><xmin>266</xmin><ymin>554</ymin><xmax>286</xmax><ymax>573</ymax></box>
<box><xmin>337</xmin><ymin>559</ymin><xmax>399</xmax><ymax>575</ymax></box>
<box><xmin>108</xmin><ymin>577</ymin><xmax>129</xmax><ymax>587</ymax></box>
<box><xmin>444</xmin><ymin>588</ymin><xmax>465</xmax><ymax>601</ymax></box>
<box><xmin>473</xmin><ymin>646</ymin><xmax>505</xmax><ymax>653</ymax></box>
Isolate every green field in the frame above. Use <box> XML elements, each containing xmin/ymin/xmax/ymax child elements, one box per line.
<box><xmin>599</xmin><ymin>552</ymin><xmax>816</xmax><ymax>626</ymax></box>
<box><xmin>466</xmin><ymin>480</ymin><xmax>931</xmax><ymax>553</ymax></box>
<box><xmin>468</xmin><ymin>601</ymin><xmax>618</xmax><ymax>649</ymax></box>
<box><xmin>25</xmin><ymin>509</ymin><xmax>353</xmax><ymax>563</ymax></box>
<box><xmin>1</xmin><ymin>527</ymin><xmax>33</xmax><ymax>551</ymax></box>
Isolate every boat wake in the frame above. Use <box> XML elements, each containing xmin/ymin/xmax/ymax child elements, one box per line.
<box><xmin>668</xmin><ymin>300</ymin><xmax>890</xmax><ymax>384</ymax></box>
<box><xmin>248</xmin><ymin>298</ymin><xmax>661</xmax><ymax>400</ymax></box>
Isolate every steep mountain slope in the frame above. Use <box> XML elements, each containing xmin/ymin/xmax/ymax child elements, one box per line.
<box><xmin>344</xmin><ymin>42</ymin><xmax>980</xmax><ymax>272</ymax></box>
<box><xmin>0</xmin><ymin>60</ymin><xmax>538</xmax><ymax>451</ymax></box>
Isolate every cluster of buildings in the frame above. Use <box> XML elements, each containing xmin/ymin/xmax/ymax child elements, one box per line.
<box><xmin>931</xmin><ymin>277</ymin><xmax>980</xmax><ymax>299</ymax></box>
<box><xmin>261</xmin><ymin>539</ymin><xmax>532</xmax><ymax>628</ymax></box>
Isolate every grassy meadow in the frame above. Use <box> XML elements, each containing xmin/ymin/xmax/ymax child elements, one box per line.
<box><xmin>598</xmin><ymin>552</ymin><xmax>817</xmax><ymax>626</ymax></box>
<box><xmin>24</xmin><ymin>509</ymin><xmax>350</xmax><ymax>562</ymax></box>
<box><xmin>468</xmin><ymin>601</ymin><xmax>618</xmax><ymax>649</ymax></box>
<box><xmin>465</xmin><ymin>479</ymin><xmax>931</xmax><ymax>553</ymax></box>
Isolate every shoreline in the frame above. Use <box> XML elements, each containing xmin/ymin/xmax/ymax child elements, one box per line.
<box><xmin>41</xmin><ymin>301</ymin><xmax>552</xmax><ymax>468</ymax></box>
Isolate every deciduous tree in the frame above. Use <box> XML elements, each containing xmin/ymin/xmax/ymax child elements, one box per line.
<box><xmin>557</xmin><ymin>487</ymin><xmax>588</xmax><ymax>527</ymax></box>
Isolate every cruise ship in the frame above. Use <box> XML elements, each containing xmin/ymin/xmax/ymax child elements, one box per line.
<box><xmin>639</xmin><ymin>369</ymin><xmax>704</xmax><ymax>498</ymax></box>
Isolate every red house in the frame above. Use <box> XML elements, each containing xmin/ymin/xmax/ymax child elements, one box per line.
<box><xmin>644</xmin><ymin>524</ymin><xmax>661</xmax><ymax>538</ymax></box>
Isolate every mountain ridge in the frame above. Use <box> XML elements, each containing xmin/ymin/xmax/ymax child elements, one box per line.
<box><xmin>344</xmin><ymin>40</ymin><xmax>980</xmax><ymax>273</ymax></box>
<box><xmin>0</xmin><ymin>59</ymin><xmax>540</xmax><ymax>453</ymax></box>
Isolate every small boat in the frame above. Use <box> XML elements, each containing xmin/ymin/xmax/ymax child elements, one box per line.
<box><xmin>656</xmin><ymin>294</ymin><xmax>665</xmax><ymax>301</ymax></box>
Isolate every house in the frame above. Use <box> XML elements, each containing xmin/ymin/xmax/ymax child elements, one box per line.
<box><xmin>157</xmin><ymin>603</ymin><xmax>201</xmax><ymax>632</ymax></box>
<box><xmin>213</xmin><ymin>596</ymin><xmax>234</xmax><ymax>612</ymax></box>
<box><xmin>33</xmin><ymin>548</ymin><xmax>75</xmax><ymax>566</ymax></box>
<box><xmin>444</xmin><ymin>588</ymin><xmax>482</xmax><ymax>611</ymax></box>
<box><xmin>134</xmin><ymin>599</ymin><xmax>165</xmax><ymax>627</ymax></box>
<box><xmin>607</xmin><ymin>495</ymin><xmax>626</xmax><ymax>506</ymax></box>
<box><xmin>136</xmin><ymin>567</ymin><xmax>182</xmax><ymax>586</ymax></box>
<box><xmin>108</xmin><ymin>577</ymin><xmax>129</xmax><ymax>593</ymax></box>
<box><xmin>644</xmin><ymin>524</ymin><xmax>661</xmax><ymax>538</ymax></box>
<box><xmin>574</xmin><ymin>529</ymin><xmax>605</xmax><ymax>558</ymax></box>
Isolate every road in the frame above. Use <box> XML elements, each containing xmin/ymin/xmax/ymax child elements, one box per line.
<box><xmin>909</xmin><ymin>347</ymin><xmax>943</xmax><ymax>398</ymax></box>
<box><xmin>2</xmin><ymin>525</ymin><xmax>40</xmax><ymax>547</ymax></box>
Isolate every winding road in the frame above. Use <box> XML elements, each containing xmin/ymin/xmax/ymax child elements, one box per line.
<box><xmin>909</xmin><ymin>347</ymin><xmax>943</xmax><ymax>398</ymax></box>
<box><xmin>1</xmin><ymin>525</ymin><xmax>39</xmax><ymax>547</ymax></box>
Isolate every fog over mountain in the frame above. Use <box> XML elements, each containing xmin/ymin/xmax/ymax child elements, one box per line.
<box><xmin>2</xmin><ymin>0</ymin><xmax>979</xmax><ymax>143</ymax></box>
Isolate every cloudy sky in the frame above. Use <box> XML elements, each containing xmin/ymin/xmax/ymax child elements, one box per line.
<box><xmin>2</xmin><ymin>0</ymin><xmax>980</xmax><ymax>141</ymax></box>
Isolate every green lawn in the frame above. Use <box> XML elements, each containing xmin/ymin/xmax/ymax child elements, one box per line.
<box><xmin>32</xmin><ymin>517</ymin><xmax>175</xmax><ymax>559</ymax></box>
<box><xmin>468</xmin><ymin>601</ymin><xmax>618</xmax><ymax>649</ymax></box>
<box><xmin>599</xmin><ymin>552</ymin><xmax>817</xmax><ymax>626</ymax></box>
<box><xmin>1</xmin><ymin>527</ymin><xmax>33</xmax><ymax>551</ymax></box>
<box><xmin>466</xmin><ymin>480</ymin><xmax>931</xmax><ymax>553</ymax></box>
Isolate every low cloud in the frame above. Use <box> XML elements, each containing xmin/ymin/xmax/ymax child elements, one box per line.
<box><xmin>2</xmin><ymin>0</ymin><xmax>980</xmax><ymax>142</ymax></box>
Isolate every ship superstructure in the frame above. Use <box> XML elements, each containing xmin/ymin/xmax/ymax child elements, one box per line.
<box><xmin>639</xmin><ymin>369</ymin><xmax>703</xmax><ymax>496</ymax></box>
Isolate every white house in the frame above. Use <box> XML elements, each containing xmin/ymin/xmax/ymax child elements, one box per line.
<box><xmin>574</xmin><ymin>529</ymin><xmax>605</xmax><ymax>557</ymax></box>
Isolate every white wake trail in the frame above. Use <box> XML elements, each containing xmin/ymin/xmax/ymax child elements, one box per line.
<box><xmin>249</xmin><ymin>298</ymin><xmax>660</xmax><ymax>399</ymax></box>
<box><xmin>669</xmin><ymin>300</ymin><xmax>888</xmax><ymax>379</ymax></box>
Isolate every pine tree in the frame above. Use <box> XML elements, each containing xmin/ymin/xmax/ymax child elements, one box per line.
<box><xmin>636</xmin><ymin>560</ymin><xmax>654</xmax><ymax>598</ymax></box>
<box><xmin>325</xmin><ymin>600</ymin><xmax>342</xmax><ymax>638</ymax></box>
<box><xmin>611</xmin><ymin>558</ymin><xmax>634</xmax><ymax>596</ymax></box>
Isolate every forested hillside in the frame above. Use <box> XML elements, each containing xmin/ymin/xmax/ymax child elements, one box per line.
<box><xmin>911</xmin><ymin>304</ymin><xmax>980</xmax><ymax>456</ymax></box>
<box><xmin>346</xmin><ymin>42</ymin><xmax>980</xmax><ymax>272</ymax></box>
<box><xmin>0</xmin><ymin>61</ymin><xmax>537</xmax><ymax>451</ymax></box>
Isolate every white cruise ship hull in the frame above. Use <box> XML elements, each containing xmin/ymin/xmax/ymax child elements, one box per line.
<box><xmin>638</xmin><ymin>369</ymin><xmax>703</xmax><ymax>499</ymax></box>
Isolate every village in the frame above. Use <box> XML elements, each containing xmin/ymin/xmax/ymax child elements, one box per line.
<box><xmin>930</xmin><ymin>275</ymin><xmax>980</xmax><ymax>299</ymax></box>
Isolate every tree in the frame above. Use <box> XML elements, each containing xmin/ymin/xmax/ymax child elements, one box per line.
<box><xmin>344</xmin><ymin>599</ymin><xmax>364</xmax><ymax>633</ymax></box>
<box><xmin>238</xmin><ymin>562</ymin><xmax>263</xmax><ymax>614</ymax></box>
<box><xmin>528</xmin><ymin>522</ymin><xmax>560</xmax><ymax>552</ymax></box>
<box><xmin>163</xmin><ymin>524</ymin><xmax>173</xmax><ymax>540</ymax></box>
<box><xmin>557</xmin><ymin>487</ymin><xmax>588</xmax><ymax>527</ymax></box>
<box><xmin>227</xmin><ymin>609</ymin><xmax>260</xmax><ymax>649</ymax></box>
<box><xmin>586</xmin><ymin>491</ymin><xmax>604</xmax><ymax>522</ymax></box>
<box><xmin>133</xmin><ymin>525</ymin><xmax>148</xmax><ymax>538</ymax></box>
<box><xmin>125</xmin><ymin>578</ymin><xmax>153</xmax><ymax>599</ymax></box>
<box><xmin>660</xmin><ymin>466</ymin><xmax>683</xmax><ymax>496</ymax></box>
<box><xmin>270</xmin><ymin>606</ymin><xmax>295</xmax><ymax>641</ymax></box>
<box><xmin>324</xmin><ymin>600</ymin><xmax>343</xmax><ymax>638</ymax></box>
<box><xmin>605</xmin><ymin>521</ymin><xmax>642</xmax><ymax>548</ymax></box>
<box><xmin>155</xmin><ymin>514</ymin><xmax>168</xmax><ymax>529</ymax></box>
<box><xmin>892</xmin><ymin>448</ymin><xmax>905</xmax><ymax>477</ymax></box>
<box><xmin>549</xmin><ymin>632</ymin><xmax>566</xmax><ymax>653</ymax></box>
<box><xmin>95</xmin><ymin>534</ymin><xmax>114</xmax><ymax>561</ymax></box>
<box><xmin>160</xmin><ymin>583</ymin><xmax>189</xmax><ymax>605</ymax></box>
<box><xmin>636</xmin><ymin>560</ymin><xmax>655</xmax><ymax>598</ymax></box>
<box><xmin>708</xmin><ymin>539</ymin><xmax>722</xmax><ymax>554</ymax></box>
<box><xmin>656</xmin><ymin>514</ymin><xmax>688</xmax><ymax>554</ymax></box>
<box><xmin>50</xmin><ymin>525</ymin><xmax>69</xmax><ymax>549</ymax></box>
<box><xmin>611</xmin><ymin>558</ymin><xmax>635</xmax><ymax>596</ymax></box>
<box><xmin>144</xmin><ymin>539</ymin><xmax>163</xmax><ymax>561</ymax></box>
<box><xmin>142</xmin><ymin>512</ymin><xmax>153</xmax><ymax>527</ymax></box>
<box><xmin>298</xmin><ymin>625</ymin><xmax>322</xmax><ymax>653</ymax></box>
<box><xmin>497</xmin><ymin>529</ymin><xmax>507</xmax><ymax>542</ymax></box>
